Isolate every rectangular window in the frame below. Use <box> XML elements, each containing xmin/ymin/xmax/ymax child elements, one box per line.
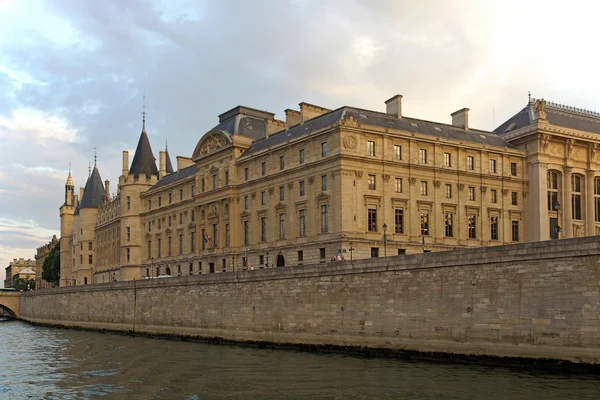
<box><xmin>148</xmin><ymin>221</ymin><xmax>151</xmax><ymax>232</ymax></box>
<box><xmin>444</xmin><ymin>212</ymin><xmax>454</xmax><ymax>237</ymax></box>
<box><xmin>201</xmin><ymin>229</ymin><xmax>205</xmax><ymax>250</ymax></box>
<box><xmin>511</xmin><ymin>192</ymin><xmax>518</xmax><ymax>206</ymax></box>
<box><xmin>420</xmin><ymin>181</ymin><xmax>428</xmax><ymax>196</ymax></box>
<box><xmin>419</xmin><ymin>149</ymin><xmax>427</xmax><ymax>164</ymax></box>
<box><xmin>299</xmin><ymin>209</ymin><xmax>306</xmax><ymax>236</ymax></box>
<box><xmin>468</xmin><ymin>214</ymin><xmax>477</xmax><ymax>239</ymax></box>
<box><xmin>180</xmin><ymin>189</ymin><xmax>183</xmax><ymax>200</ymax></box>
<box><xmin>191</xmin><ymin>231</ymin><xmax>196</xmax><ymax>252</ymax></box>
<box><xmin>168</xmin><ymin>216</ymin><xmax>172</xmax><ymax>227</ymax></box>
<box><xmin>489</xmin><ymin>159</ymin><xmax>497</xmax><ymax>174</ymax></box>
<box><xmin>468</xmin><ymin>186</ymin><xmax>476</xmax><ymax>201</ymax></box>
<box><xmin>368</xmin><ymin>206</ymin><xmax>377</xmax><ymax>232</ymax></box>
<box><xmin>297</xmin><ymin>250</ymin><xmax>303</xmax><ymax>262</ymax></box>
<box><xmin>88</xmin><ymin>254</ymin><xmax>92</xmax><ymax>264</ymax></box>
<box><xmin>321</xmin><ymin>142</ymin><xmax>327</xmax><ymax>157</ymax></box>
<box><xmin>192</xmin><ymin>184</ymin><xmax>196</xmax><ymax>196</ymax></box>
<box><xmin>279</xmin><ymin>213</ymin><xmax>285</xmax><ymax>240</ymax></box>
<box><xmin>319</xmin><ymin>248</ymin><xmax>326</xmax><ymax>259</ymax></box>
<box><xmin>368</xmin><ymin>174</ymin><xmax>376</xmax><ymax>190</ymax></box>
<box><xmin>395</xmin><ymin>178</ymin><xmax>402</xmax><ymax>193</ymax></box>
<box><xmin>148</xmin><ymin>200</ymin><xmax>152</xmax><ymax>210</ymax></box>
<box><xmin>213</xmin><ymin>224</ymin><xmax>219</xmax><ymax>248</ymax></box>
<box><xmin>299</xmin><ymin>149</ymin><xmax>305</xmax><ymax>164</ymax></box>
<box><xmin>367</xmin><ymin>140</ymin><xmax>375</xmax><ymax>156</ymax></box>
<box><xmin>322</xmin><ymin>175</ymin><xmax>328</xmax><ymax>191</ymax></box>
<box><xmin>259</xmin><ymin>255</ymin><xmax>264</xmax><ymax>265</ymax></box>
<box><xmin>127</xmin><ymin>196</ymin><xmax>131</xmax><ymax>210</ymax></box>
<box><xmin>394</xmin><ymin>145</ymin><xmax>402</xmax><ymax>160</ymax></box>
<box><xmin>467</xmin><ymin>156</ymin><xmax>474</xmax><ymax>171</ymax></box>
<box><xmin>191</xmin><ymin>209</ymin><xmax>195</xmax><ymax>222</ymax></box>
<box><xmin>179</xmin><ymin>234</ymin><xmax>183</xmax><ymax>254</ymax></box>
<box><xmin>213</xmin><ymin>174</ymin><xmax>218</xmax><ymax>190</ymax></box>
<box><xmin>321</xmin><ymin>204</ymin><xmax>329</xmax><ymax>233</ymax></box>
<box><xmin>158</xmin><ymin>196</ymin><xmax>162</xmax><ymax>207</ymax></box>
<box><xmin>512</xmin><ymin>220</ymin><xmax>520</xmax><ymax>242</ymax></box>
<box><xmin>126</xmin><ymin>248</ymin><xmax>130</xmax><ymax>263</ymax></box>
<box><xmin>299</xmin><ymin>180</ymin><xmax>305</xmax><ymax>196</ymax></box>
<box><xmin>444</xmin><ymin>152</ymin><xmax>451</xmax><ymax>167</ymax></box>
<box><xmin>179</xmin><ymin>213</ymin><xmax>183</xmax><ymax>224</ymax></box>
<box><xmin>222</xmin><ymin>259</ymin><xmax>226</xmax><ymax>272</ymax></box>
<box><xmin>168</xmin><ymin>236</ymin><xmax>172</xmax><ymax>255</ymax></box>
<box><xmin>261</xmin><ymin>217</ymin><xmax>267</xmax><ymax>241</ymax></box>
<box><xmin>244</xmin><ymin>221</ymin><xmax>249</xmax><ymax>245</ymax></box>
<box><xmin>261</xmin><ymin>191</ymin><xmax>267</xmax><ymax>205</ymax></box>
<box><xmin>201</xmin><ymin>178</ymin><xmax>205</xmax><ymax>192</ymax></box>
<box><xmin>127</xmin><ymin>227</ymin><xmax>131</xmax><ymax>241</ymax></box>
<box><xmin>148</xmin><ymin>240</ymin><xmax>152</xmax><ymax>259</ymax></box>
<box><xmin>371</xmin><ymin>247</ymin><xmax>379</xmax><ymax>258</ymax></box>
<box><xmin>445</xmin><ymin>184</ymin><xmax>452</xmax><ymax>199</ymax></box>
<box><xmin>88</xmin><ymin>241</ymin><xmax>92</xmax><ymax>250</ymax></box>
<box><xmin>169</xmin><ymin>192</ymin><xmax>172</xmax><ymax>204</ymax></box>
<box><xmin>225</xmin><ymin>224</ymin><xmax>230</xmax><ymax>246</ymax></box>
<box><xmin>420</xmin><ymin>211</ymin><xmax>429</xmax><ymax>235</ymax></box>
<box><xmin>280</xmin><ymin>156</ymin><xmax>285</xmax><ymax>170</ymax></box>
<box><xmin>157</xmin><ymin>238</ymin><xmax>161</xmax><ymax>257</ymax></box>
<box><xmin>395</xmin><ymin>208</ymin><xmax>404</xmax><ymax>234</ymax></box>
<box><xmin>490</xmin><ymin>216</ymin><xmax>499</xmax><ymax>240</ymax></box>
<box><xmin>511</xmin><ymin>162</ymin><xmax>517</xmax><ymax>176</ymax></box>
<box><xmin>261</xmin><ymin>162</ymin><xmax>266</xmax><ymax>176</ymax></box>
<box><xmin>225</xmin><ymin>171</ymin><xmax>229</xmax><ymax>185</ymax></box>
<box><xmin>244</xmin><ymin>168</ymin><xmax>249</xmax><ymax>181</ymax></box>
<box><xmin>279</xmin><ymin>186</ymin><xmax>285</xmax><ymax>201</ymax></box>
<box><xmin>491</xmin><ymin>189</ymin><xmax>497</xmax><ymax>204</ymax></box>
<box><xmin>244</xmin><ymin>195</ymin><xmax>249</xmax><ymax>210</ymax></box>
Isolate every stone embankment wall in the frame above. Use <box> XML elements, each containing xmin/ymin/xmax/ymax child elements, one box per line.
<box><xmin>20</xmin><ymin>237</ymin><xmax>600</xmax><ymax>363</ymax></box>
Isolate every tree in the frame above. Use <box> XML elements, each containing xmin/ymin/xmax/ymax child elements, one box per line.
<box><xmin>13</xmin><ymin>278</ymin><xmax>35</xmax><ymax>291</ymax></box>
<box><xmin>42</xmin><ymin>243</ymin><xmax>60</xmax><ymax>285</ymax></box>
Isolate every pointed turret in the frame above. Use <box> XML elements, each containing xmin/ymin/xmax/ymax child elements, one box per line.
<box><xmin>129</xmin><ymin>108</ymin><xmax>158</xmax><ymax>179</ymax></box>
<box><xmin>78</xmin><ymin>163</ymin><xmax>106</xmax><ymax>210</ymax></box>
<box><xmin>165</xmin><ymin>140</ymin><xmax>174</xmax><ymax>174</ymax></box>
<box><xmin>65</xmin><ymin>163</ymin><xmax>74</xmax><ymax>206</ymax></box>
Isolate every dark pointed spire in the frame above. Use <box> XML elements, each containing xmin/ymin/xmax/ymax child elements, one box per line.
<box><xmin>129</xmin><ymin>101</ymin><xmax>158</xmax><ymax>179</ymax></box>
<box><xmin>165</xmin><ymin>139</ymin><xmax>174</xmax><ymax>174</ymax></box>
<box><xmin>78</xmin><ymin>164</ymin><xmax>106</xmax><ymax>209</ymax></box>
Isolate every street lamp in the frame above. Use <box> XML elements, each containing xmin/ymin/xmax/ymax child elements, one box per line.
<box><xmin>382</xmin><ymin>223</ymin><xmax>388</xmax><ymax>257</ymax></box>
<box><xmin>151</xmin><ymin>257</ymin><xmax>154</xmax><ymax>278</ymax></box>
<box><xmin>554</xmin><ymin>200</ymin><xmax>561</xmax><ymax>239</ymax></box>
<box><xmin>349</xmin><ymin>241</ymin><xmax>354</xmax><ymax>261</ymax></box>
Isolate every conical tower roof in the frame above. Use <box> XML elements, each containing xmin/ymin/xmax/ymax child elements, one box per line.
<box><xmin>129</xmin><ymin>112</ymin><xmax>158</xmax><ymax>178</ymax></box>
<box><xmin>78</xmin><ymin>164</ymin><xmax>106</xmax><ymax>209</ymax></box>
<box><xmin>165</xmin><ymin>141</ymin><xmax>174</xmax><ymax>174</ymax></box>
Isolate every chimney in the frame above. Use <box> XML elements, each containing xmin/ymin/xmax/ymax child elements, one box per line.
<box><xmin>451</xmin><ymin>108</ymin><xmax>470</xmax><ymax>130</ymax></box>
<box><xmin>299</xmin><ymin>102</ymin><xmax>330</xmax><ymax>122</ymax></box>
<box><xmin>176</xmin><ymin>156</ymin><xmax>195</xmax><ymax>170</ymax></box>
<box><xmin>122</xmin><ymin>151</ymin><xmax>129</xmax><ymax>176</ymax></box>
<box><xmin>105</xmin><ymin>180</ymin><xmax>110</xmax><ymax>200</ymax></box>
<box><xmin>159</xmin><ymin>151</ymin><xmax>166</xmax><ymax>179</ymax></box>
<box><xmin>385</xmin><ymin>94</ymin><xmax>403</xmax><ymax>118</ymax></box>
<box><xmin>266</xmin><ymin>118</ymin><xmax>285</xmax><ymax>137</ymax></box>
<box><xmin>79</xmin><ymin>187</ymin><xmax>84</xmax><ymax>200</ymax></box>
<box><xmin>285</xmin><ymin>109</ymin><xmax>301</xmax><ymax>128</ymax></box>
<box><xmin>74</xmin><ymin>194</ymin><xmax>79</xmax><ymax>206</ymax></box>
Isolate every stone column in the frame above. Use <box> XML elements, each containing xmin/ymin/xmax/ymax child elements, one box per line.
<box><xmin>586</xmin><ymin>170</ymin><xmax>595</xmax><ymax>236</ymax></box>
<box><xmin>563</xmin><ymin>167</ymin><xmax>573</xmax><ymax>238</ymax></box>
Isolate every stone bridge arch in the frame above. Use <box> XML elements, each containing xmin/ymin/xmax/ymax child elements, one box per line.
<box><xmin>0</xmin><ymin>291</ymin><xmax>20</xmax><ymax>318</ymax></box>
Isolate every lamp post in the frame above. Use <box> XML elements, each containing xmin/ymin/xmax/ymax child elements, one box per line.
<box><xmin>151</xmin><ymin>257</ymin><xmax>154</xmax><ymax>278</ymax></box>
<box><xmin>349</xmin><ymin>241</ymin><xmax>354</xmax><ymax>261</ymax></box>
<box><xmin>554</xmin><ymin>200</ymin><xmax>561</xmax><ymax>239</ymax></box>
<box><xmin>382</xmin><ymin>223</ymin><xmax>388</xmax><ymax>257</ymax></box>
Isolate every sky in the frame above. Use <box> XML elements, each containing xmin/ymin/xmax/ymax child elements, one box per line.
<box><xmin>2</xmin><ymin>0</ymin><xmax>600</xmax><ymax>283</ymax></box>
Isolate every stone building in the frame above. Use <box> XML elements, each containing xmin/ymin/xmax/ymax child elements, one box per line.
<box><xmin>4</xmin><ymin>258</ymin><xmax>36</xmax><ymax>288</ymax></box>
<box><xmin>57</xmin><ymin>93</ymin><xmax>600</xmax><ymax>285</ymax></box>
<box><xmin>34</xmin><ymin>235</ymin><xmax>58</xmax><ymax>289</ymax></box>
<box><xmin>496</xmin><ymin>98</ymin><xmax>600</xmax><ymax>241</ymax></box>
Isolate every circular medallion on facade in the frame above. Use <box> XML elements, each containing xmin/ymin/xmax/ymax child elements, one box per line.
<box><xmin>344</xmin><ymin>135</ymin><xmax>358</xmax><ymax>149</ymax></box>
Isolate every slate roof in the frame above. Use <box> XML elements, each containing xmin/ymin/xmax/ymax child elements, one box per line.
<box><xmin>150</xmin><ymin>165</ymin><xmax>196</xmax><ymax>190</ymax></box>
<box><xmin>241</xmin><ymin>106</ymin><xmax>515</xmax><ymax>158</ymax></box>
<box><xmin>130</xmin><ymin>130</ymin><xmax>158</xmax><ymax>178</ymax></box>
<box><xmin>75</xmin><ymin>165</ymin><xmax>105</xmax><ymax>215</ymax></box>
<box><xmin>494</xmin><ymin>99</ymin><xmax>600</xmax><ymax>135</ymax></box>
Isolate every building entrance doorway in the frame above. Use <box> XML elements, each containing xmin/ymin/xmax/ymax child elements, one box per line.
<box><xmin>276</xmin><ymin>254</ymin><xmax>285</xmax><ymax>267</ymax></box>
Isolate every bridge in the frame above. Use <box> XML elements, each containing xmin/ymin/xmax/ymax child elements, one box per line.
<box><xmin>0</xmin><ymin>289</ymin><xmax>20</xmax><ymax>318</ymax></box>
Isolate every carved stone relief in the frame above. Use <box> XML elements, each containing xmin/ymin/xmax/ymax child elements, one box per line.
<box><xmin>343</xmin><ymin>134</ymin><xmax>358</xmax><ymax>149</ymax></box>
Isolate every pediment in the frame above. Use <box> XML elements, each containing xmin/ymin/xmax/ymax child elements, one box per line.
<box><xmin>209</xmin><ymin>165</ymin><xmax>219</xmax><ymax>173</ymax></box>
<box><xmin>274</xmin><ymin>202</ymin><xmax>287</xmax><ymax>211</ymax></box>
<box><xmin>240</xmin><ymin>210</ymin><xmax>250</xmax><ymax>218</ymax></box>
<box><xmin>165</xmin><ymin>227</ymin><xmax>172</xmax><ymax>235</ymax></box>
<box><xmin>188</xmin><ymin>222</ymin><xmax>195</xmax><ymax>229</ymax></box>
<box><xmin>192</xmin><ymin>131</ymin><xmax>233</xmax><ymax>161</ymax></box>
<box><xmin>315</xmin><ymin>192</ymin><xmax>330</xmax><ymax>202</ymax></box>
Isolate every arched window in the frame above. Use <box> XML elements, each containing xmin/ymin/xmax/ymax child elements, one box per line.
<box><xmin>595</xmin><ymin>178</ymin><xmax>600</xmax><ymax>222</ymax></box>
<box><xmin>572</xmin><ymin>175</ymin><xmax>582</xmax><ymax>220</ymax></box>
<box><xmin>547</xmin><ymin>171</ymin><xmax>559</xmax><ymax>211</ymax></box>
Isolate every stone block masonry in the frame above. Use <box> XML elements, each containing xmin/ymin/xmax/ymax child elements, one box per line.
<box><xmin>18</xmin><ymin>236</ymin><xmax>600</xmax><ymax>364</ymax></box>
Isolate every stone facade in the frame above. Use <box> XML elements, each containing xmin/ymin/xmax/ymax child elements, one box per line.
<box><xmin>4</xmin><ymin>258</ymin><xmax>36</xmax><ymax>288</ymax></box>
<box><xmin>34</xmin><ymin>235</ymin><xmax>58</xmax><ymax>289</ymax></box>
<box><xmin>18</xmin><ymin>236</ymin><xmax>600</xmax><ymax>363</ymax></box>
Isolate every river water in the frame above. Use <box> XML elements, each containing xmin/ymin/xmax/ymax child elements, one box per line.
<box><xmin>1</xmin><ymin>321</ymin><xmax>599</xmax><ymax>400</ymax></box>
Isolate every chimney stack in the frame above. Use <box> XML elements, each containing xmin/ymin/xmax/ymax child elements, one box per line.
<box><xmin>159</xmin><ymin>151</ymin><xmax>166</xmax><ymax>179</ymax></box>
<box><xmin>451</xmin><ymin>108</ymin><xmax>470</xmax><ymax>130</ymax></box>
<box><xmin>285</xmin><ymin>109</ymin><xmax>301</xmax><ymax>128</ymax></box>
<box><xmin>122</xmin><ymin>151</ymin><xmax>129</xmax><ymax>176</ymax></box>
<box><xmin>385</xmin><ymin>94</ymin><xmax>403</xmax><ymax>119</ymax></box>
<box><xmin>79</xmin><ymin>187</ymin><xmax>84</xmax><ymax>200</ymax></box>
<box><xmin>299</xmin><ymin>102</ymin><xmax>330</xmax><ymax>122</ymax></box>
<box><xmin>105</xmin><ymin>180</ymin><xmax>110</xmax><ymax>200</ymax></box>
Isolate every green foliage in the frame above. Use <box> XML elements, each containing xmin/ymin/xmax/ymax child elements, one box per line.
<box><xmin>42</xmin><ymin>243</ymin><xmax>61</xmax><ymax>285</ymax></box>
<box><xmin>13</xmin><ymin>278</ymin><xmax>35</xmax><ymax>291</ymax></box>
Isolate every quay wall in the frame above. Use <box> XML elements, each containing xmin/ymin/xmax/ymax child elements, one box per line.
<box><xmin>19</xmin><ymin>237</ymin><xmax>600</xmax><ymax>363</ymax></box>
